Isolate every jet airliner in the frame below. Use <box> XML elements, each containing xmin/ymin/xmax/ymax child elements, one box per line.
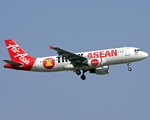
<box><xmin>3</xmin><ymin>39</ymin><xmax>148</xmax><ymax>80</ymax></box>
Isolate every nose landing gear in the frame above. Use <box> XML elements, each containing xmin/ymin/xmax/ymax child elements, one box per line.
<box><xmin>127</xmin><ymin>62</ymin><xmax>132</xmax><ymax>71</ymax></box>
<box><xmin>128</xmin><ymin>67</ymin><xmax>132</xmax><ymax>71</ymax></box>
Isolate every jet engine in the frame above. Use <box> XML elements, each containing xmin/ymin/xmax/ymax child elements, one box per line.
<box><xmin>89</xmin><ymin>65</ymin><xmax>109</xmax><ymax>75</ymax></box>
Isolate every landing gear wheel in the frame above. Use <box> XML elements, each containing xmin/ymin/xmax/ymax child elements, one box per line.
<box><xmin>81</xmin><ymin>75</ymin><xmax>86</xmax><ymax>80</ymax></box>
<box><xmin>76</xmin><ymin>70</ymin><xmax>81</xmax><ymax>75</ymax></box>
<box><xmin>127</xmin><ymin>62</ymin><xmax>132</xmax><ymax>71</ymax></box>
<box><xmin>128</xmin><ymin>67</ymin><xmax>132</xmax><ymax>71</ymax></box>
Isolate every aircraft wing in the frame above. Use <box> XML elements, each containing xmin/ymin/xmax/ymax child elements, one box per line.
<box><xmin>49</xmin><ymin>46</ymin><xmax>87</xmax><ymax>66</ymax></box>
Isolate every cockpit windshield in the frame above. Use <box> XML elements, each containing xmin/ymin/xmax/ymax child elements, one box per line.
<box><xmin>134</xmin><ymin>49</ymin><xmax>142</xmax><ymax>51</ymax></box>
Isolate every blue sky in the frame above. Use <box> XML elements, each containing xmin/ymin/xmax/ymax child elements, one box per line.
<box><xmin>0</xmin><ymin>1</ymin><xmax>150</xmax><ymax>120</ymax></box>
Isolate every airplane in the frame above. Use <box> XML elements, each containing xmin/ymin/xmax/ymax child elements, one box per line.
<box><xmin>3</xmin><ymin>39</ymin><xmax>148</xmax><ymax>80</ymax></box>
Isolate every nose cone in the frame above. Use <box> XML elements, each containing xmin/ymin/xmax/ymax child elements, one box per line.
<box><xmin>143</xmin><ymin>52</ymin><xmax>148</xmax><ymax>59</ymax></box>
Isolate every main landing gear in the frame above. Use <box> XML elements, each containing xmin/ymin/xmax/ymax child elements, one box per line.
<box><xmin>81</xmin><ymin>74</ymin><xmax>86</xmax><ymax>80</ymax></box>
<box><xmin>76</xmin><ymin>70</ymin><xmax>81</xmax><ymax>75</ymax></box>
<box><xmin>76</xmin><ymin>70</ymin><xmax>86</xmax><ymax>80</ymax></box>
<box><xmin>127</xmin><ymin>62</ymin><xmax>132</xmax><ymax>71</ymax></box>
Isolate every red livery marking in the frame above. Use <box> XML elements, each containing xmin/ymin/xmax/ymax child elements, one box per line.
<box><xmin>43</xmin><ymin>58</ymin><xmax>55</xmax><ymax>69</ymax></box>
<box><xmin>88</xmin><ymin>49</ymin><xmax>117</xmax><ymax>58</ymax></box>
<box><xmin>105</xmin><ymin>50</ymin><xmax>111</xmax><ymax>57</ymax></box>
<box><xmin>111</xmin><ymin>50</ymin><xmax>117</xmax><ymax>56</ymax></box>
<box><xmin>5</xmin><ymin>40</ymin><xmax>31</xmax><ymax>64</ymax></box>
<box><xmin>4</xmin><ymin>39</ymin><xmax>36</xmax><ymax>71</ymax></box>
<box><xmin>93</xmin><ymin>52</ymin><xmax>99</xmax><ymax>58</ymax></box>
<box><xmin>49</xmin><ymin>46</ymin><xmax>54</xmax><ymax>50</ymax></box>
<box><xmin>88</xmin><ymin>53</ymin><xmax>93</xmax><ymax>58</ymax></box>
<box><xmin>100</xmin><ymin>51</ymin><xmax>105</xmax><ymax>58</ymax></box>
<box><xmin>91</xmin><ymin>59</ymin><xmax>99</xmax><ymax>66</ymax></box>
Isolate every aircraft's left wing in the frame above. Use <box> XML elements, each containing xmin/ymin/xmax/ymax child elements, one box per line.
<box><xmin>49</xmin><ymin>46</ymin><xmax>87</xmax><ymax>66</ymax></box>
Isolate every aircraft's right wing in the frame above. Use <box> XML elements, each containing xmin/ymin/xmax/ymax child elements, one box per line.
<box><xmin>49</xmin><ymin>46</ymin><xmax>87</xmax><ymax>66</ymax></box>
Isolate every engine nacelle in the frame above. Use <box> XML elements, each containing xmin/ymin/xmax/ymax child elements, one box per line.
<box><xmin>87</xmin><ymin>58</ymin><xmax>106</xmax><ymax>67</ymax></box>
<box><xmin>89</xmin><ymin>65</ymin><xmax>109</xmax><ymax>75</ymax></box>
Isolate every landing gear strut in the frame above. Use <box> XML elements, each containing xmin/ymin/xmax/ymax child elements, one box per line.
<box><xmin>127</xmin><ymin>62</ymin><xmax>132</xmax><ymax>71</ymax></box>
<box><xmin>75</xmin><ymin>69</ymin><xmax>87</xmax><ymax>80</ymax></box>
<box><xmin>80</xmin><ymin>70</ymin><xmax>87</xmax><ymax>80</ymax></box>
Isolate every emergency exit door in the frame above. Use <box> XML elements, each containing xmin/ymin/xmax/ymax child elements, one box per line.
<box><xmin>125</xmin><ymin>47</ymin><xmax>130</xmax><ymax>56</ymax></box>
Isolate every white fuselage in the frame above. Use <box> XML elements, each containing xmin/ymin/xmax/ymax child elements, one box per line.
<box><xmin>31</xmin><ymin>47</ymin><xmax>148</xmax><ymax>72</ymax></box>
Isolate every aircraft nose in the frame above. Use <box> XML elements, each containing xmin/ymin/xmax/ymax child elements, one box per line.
<box><xmin>143</xmin><ymin>52</ymin><xmax>148</xmax><ymax>58</ymax></box>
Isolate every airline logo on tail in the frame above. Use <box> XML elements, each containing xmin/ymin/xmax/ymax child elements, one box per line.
<box><xmin>5</xmin><ymin>39</ymin><xmax>31</xmax><ymax>65</ymax></box>
<box><xmin>7</xmin><ymin>43</ymin><xmax>30</xmax><ymax>64</ymax></box>
<box><xmin>43</xmin><ymin>58</ymin><xmax>55</xmax><ymax>69</ymax></box>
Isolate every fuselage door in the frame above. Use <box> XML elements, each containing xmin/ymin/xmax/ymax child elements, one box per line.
<box><xmin>125</xmin><ymin>47</ymin><xmax>130</xmax><ymax>56</ymax></box>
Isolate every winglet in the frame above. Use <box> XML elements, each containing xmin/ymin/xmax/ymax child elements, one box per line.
<box><xmin>49</xmin><ymin>46</ymin><xmax>54</xmax><ymax>50</ymax></box>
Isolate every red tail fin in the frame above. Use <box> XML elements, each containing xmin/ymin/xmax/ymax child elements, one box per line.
<box><xmin>5</xmin><ymin>39</ymin><xmax>33</xmax><ymax>65</ymax></box>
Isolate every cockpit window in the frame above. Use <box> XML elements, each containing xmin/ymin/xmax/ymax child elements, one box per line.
<box><xmin>135</xmin><ymin>49</ymin><xmax>141</xmax><ymax>51</ymax></box>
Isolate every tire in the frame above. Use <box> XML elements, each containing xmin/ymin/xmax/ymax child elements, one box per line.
<box><xmin>128</xmin><ymin>68</ymin><xmax>132</xmax><ymax>71</ymax></box>
<box><xmin>81</xmin><ymin>75</ymin><xmax>86</xmax><ymax>80</ymax></box>
<box><xmin>76</xmin><ymin>70</ymin><xmax>81</xmax><ymax>75</ymax></box>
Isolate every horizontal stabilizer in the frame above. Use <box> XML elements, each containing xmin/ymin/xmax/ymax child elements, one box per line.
<box><xmin>3</xmin><ymin>60</ymin><xmax>23</xmax><ymax>67</ymax></box>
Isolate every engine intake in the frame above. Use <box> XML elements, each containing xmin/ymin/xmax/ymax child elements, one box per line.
<box><xmin>89</xmin><ymin>65</ymin><xmax>109</xmax><ymax>75</ymax></box>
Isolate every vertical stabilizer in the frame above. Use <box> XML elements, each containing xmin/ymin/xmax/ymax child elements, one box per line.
<box><xmin>5</xmin><ymin>39</ymin><xmax>33</xmax><ymax>65</ymax></box>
